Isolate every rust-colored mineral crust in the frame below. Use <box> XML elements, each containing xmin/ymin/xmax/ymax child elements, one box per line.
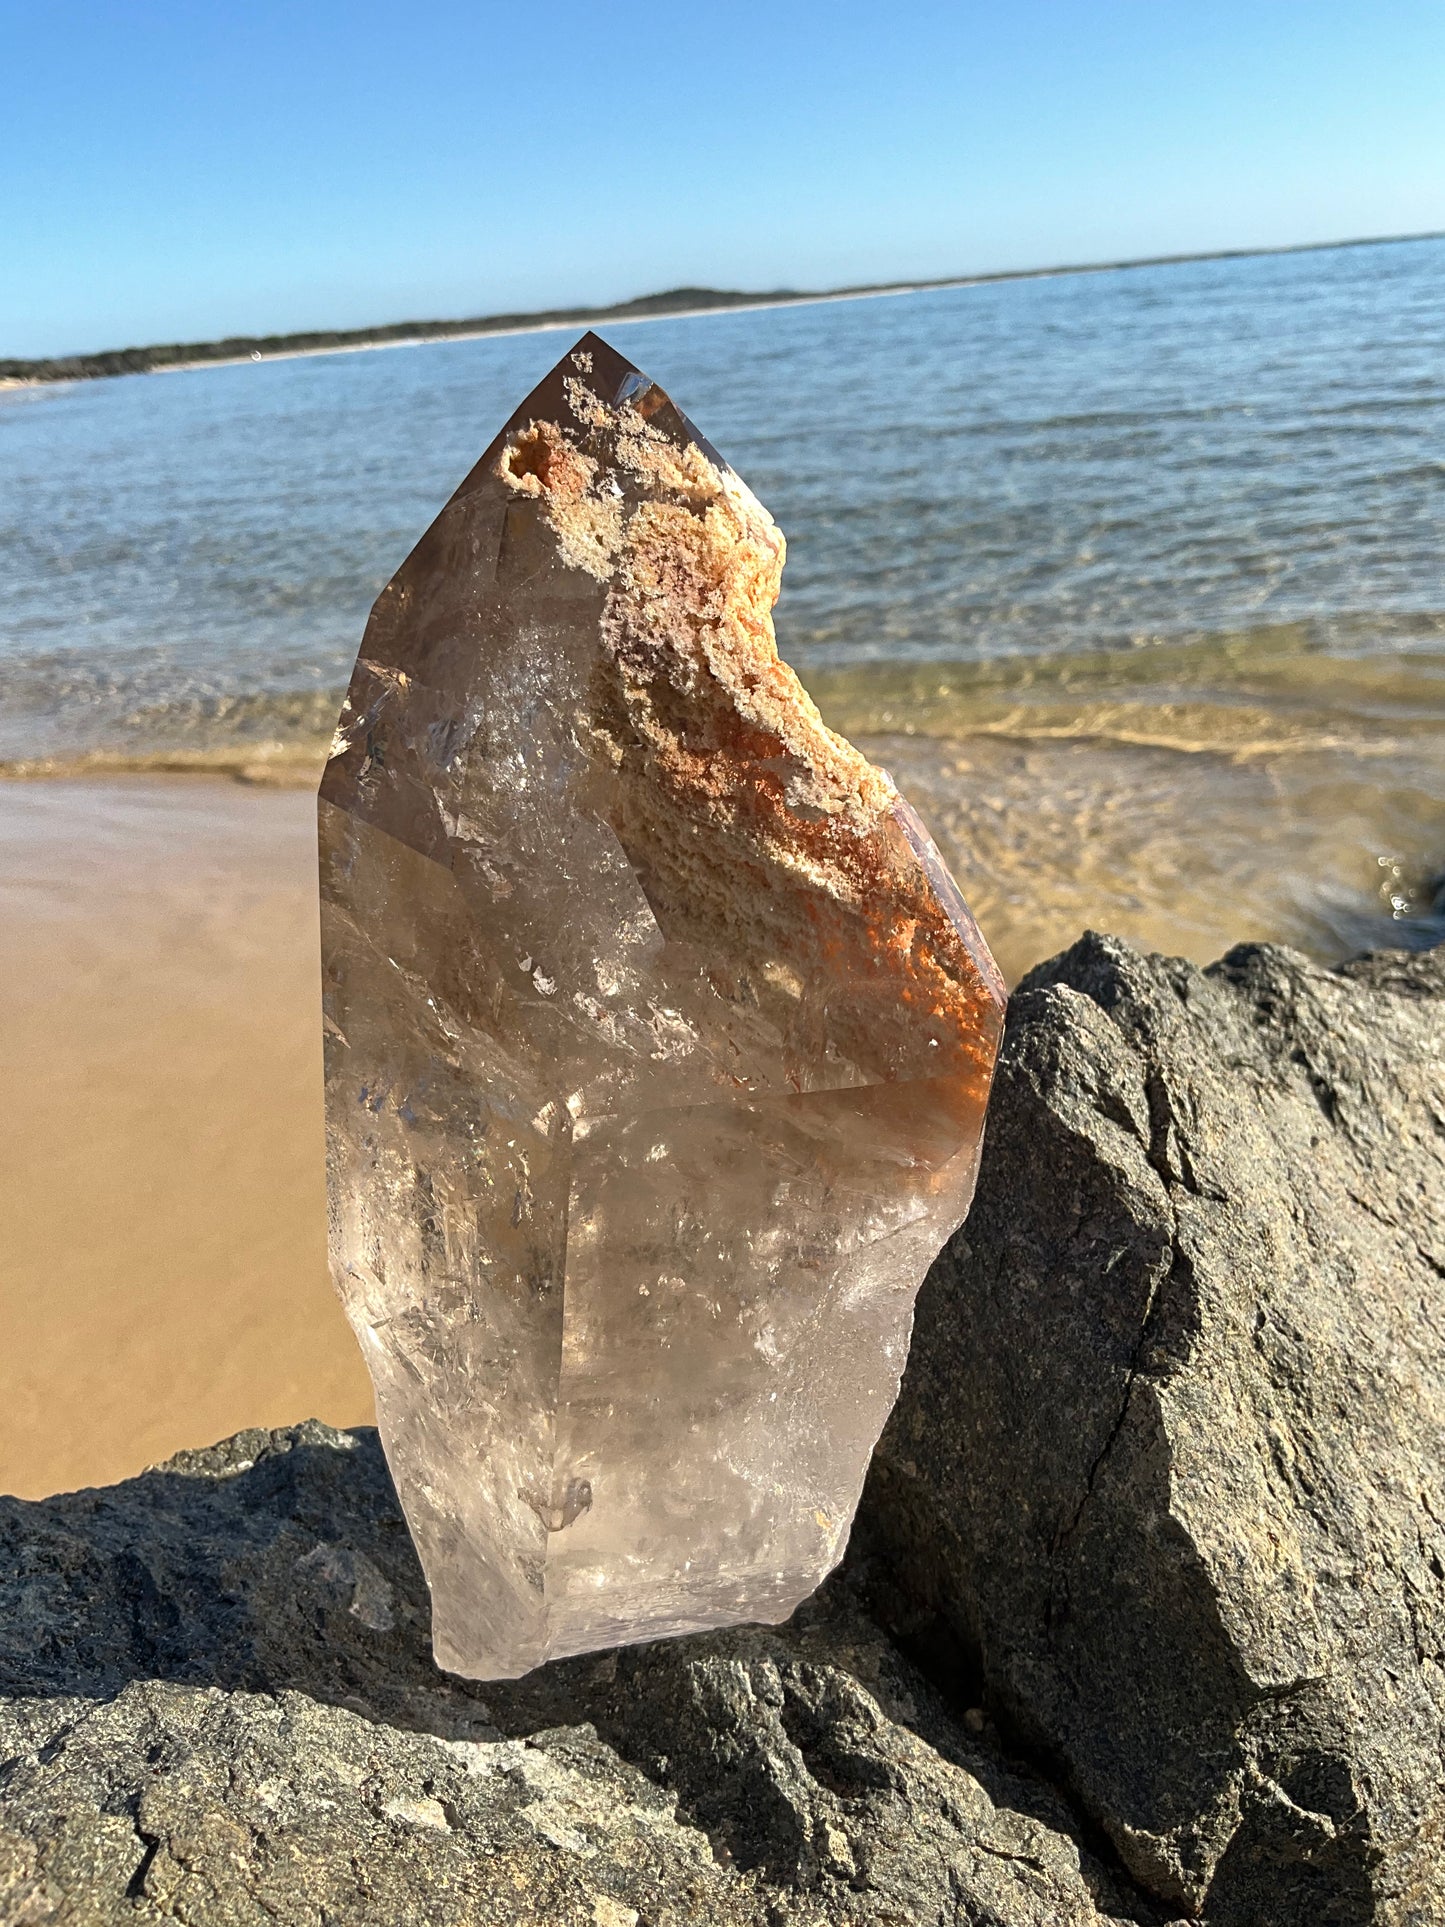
<box><xmin>319</xmin><ymin>334</ymin><xmax>1005</xmax><ymax>1679</ymax></box>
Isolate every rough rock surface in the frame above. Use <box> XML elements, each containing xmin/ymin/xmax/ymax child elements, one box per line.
<box><xmin>856</xmin><ymin>937</ymin><xmax>1445</xmax><ymax>1925</ymax></box>
<box><xmin>0</xmin><ymin>1423</ymin><xmax>1154</xmax><ymax>1925</ymax></box>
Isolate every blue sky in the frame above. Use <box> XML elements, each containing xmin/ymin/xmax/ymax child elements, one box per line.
<box><xmin>4</xmin><ymin>0</ymin><xmax>1443</xmax><ymax>358</ymax></box>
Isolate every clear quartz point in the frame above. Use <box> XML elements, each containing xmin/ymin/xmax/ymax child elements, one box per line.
<box><xmin>319</xmin><ymin>333</ymin><xmax>1006</xmax><ymax>1679</ymax></box>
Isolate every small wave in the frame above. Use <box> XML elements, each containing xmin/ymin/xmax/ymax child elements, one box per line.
<box><xmin>803</xmin><ymin>626</ymin><xmax>1445</xmax><ymax>757</ymax></box>
<box><xmin>4</xmin><ymin>621</ymin><xmax>1444</xmax><ymax>781</ymax></box>
<box><xmin>116</xmin><ymin>687</ymin><xmax>345</xmax><ymax>740</ymax></box>
<box><xmin>0</xmin><ymin>684</ymin><xmax>343</xmax><ymax>781</ymax></box>
<box><xmin>0</xmin><ymin>742</ymin><xmax>328</xmax><ymax>787</ymax></box>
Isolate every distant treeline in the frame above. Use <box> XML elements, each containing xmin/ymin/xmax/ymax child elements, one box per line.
<box><xmin>6</xmin><ymin>233</ymin><xmax>1440</xmax><ymax>385</ymax></box>
<box><xmin>0</xmin><ymin>287</ymin><xmax>805</xmax><ymax>384</ymax></box>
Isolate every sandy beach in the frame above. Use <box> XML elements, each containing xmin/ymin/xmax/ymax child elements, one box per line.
<box><xmin>4</xmin><ymin>716</ymin><xmax>1440</xmax><ymax>1499</ymax></box>
<box><xmin>0</xmin><ymin>777</ymin><xmax>371</xmax><ymax>1498</ymax></box>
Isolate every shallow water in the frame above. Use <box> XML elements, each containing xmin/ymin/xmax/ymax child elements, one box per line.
<box><xmin>3</xmin><ymin>237</ymin><xmax>1444</xmax><ymax>966</ymax></box>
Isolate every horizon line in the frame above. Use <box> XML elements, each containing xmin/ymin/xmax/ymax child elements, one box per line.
<box><xmin>4</xmin><ymin>225</ymin><xmax>1442</xmax><ymax>386</ymax></box>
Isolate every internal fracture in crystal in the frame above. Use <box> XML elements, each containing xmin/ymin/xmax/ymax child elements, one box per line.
<box><xmin>319</xmin><ymin>334</ymin><xmax>1005</xmax><ymax>1679</ymax></box>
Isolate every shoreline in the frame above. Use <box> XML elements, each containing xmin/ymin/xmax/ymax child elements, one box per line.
<box><xmin>1</xmin><ymin>735</ymin><xmax>1439</xmax><ymax>1495</ymax></box>
<box><xmin>4</xmin><ymin>227</ymin><xmax>1441</xmax><ymax>388</ymax></box>
<box><xmin>4</xmin><ymin>630</ymin><xmax>1442</xmax><ymax>787</ymax></box>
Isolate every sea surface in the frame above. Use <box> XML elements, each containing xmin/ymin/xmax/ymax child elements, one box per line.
<box><xmin>3</xmin><ymin>237</ymin><xmax>1444</xmax><ymax>975</ymax></box>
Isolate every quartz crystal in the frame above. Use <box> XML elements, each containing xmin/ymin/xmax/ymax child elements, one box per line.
<box><xmin>319</xmin><ymin>334</ymin><xmax>1006</xmax><ymax>1679</ymax></box>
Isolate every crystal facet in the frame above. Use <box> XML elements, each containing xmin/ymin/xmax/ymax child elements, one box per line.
<box><xmin>319</xmin><ymin>334</ymin><xmax>1006</xmax><ymax>1679</ymax></box>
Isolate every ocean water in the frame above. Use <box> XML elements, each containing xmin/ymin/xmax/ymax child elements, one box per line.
<box><xmin>2</xmin><ymin>237</ymin><xmax>1443</xmax><ymax>975</ymax></box>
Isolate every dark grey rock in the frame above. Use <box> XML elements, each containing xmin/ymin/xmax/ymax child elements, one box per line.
<box><xmin>0</xmin><ymin>1683</ymin><xmax>735</xmax><ymax>1927</ymax></box>
<box><xmin>854</xmin><ymin>937</ymin><xmax>1445</xmax><ymax>1926</ymax></box>
<box><xmin>0</xmin><ymin>1423</ymin><xmax>1151</xmax><ymax>1925</ymax></box>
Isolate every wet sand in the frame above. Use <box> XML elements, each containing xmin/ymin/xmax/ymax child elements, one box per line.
<box><xmin>2</xmin><ymin>735</ymin><xmax>1441</xmax><ymax>1498</ymax></box>
<box><xmin>0</xmin><ymin>779</ymin><xmax>371</xmax><ymax>1498</ymax></box>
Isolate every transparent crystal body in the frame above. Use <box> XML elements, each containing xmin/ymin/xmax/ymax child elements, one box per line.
<box><xmin>319</xmin><ymin>334</ymin><xmax>1005</xmax><ymax>1679</ymax></box>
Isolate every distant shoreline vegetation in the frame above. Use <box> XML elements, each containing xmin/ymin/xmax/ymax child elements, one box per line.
<box><xmin>5</xmin><ymin>230</ymin><xmax>1441</xmax><ymax>385</ymax></box>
